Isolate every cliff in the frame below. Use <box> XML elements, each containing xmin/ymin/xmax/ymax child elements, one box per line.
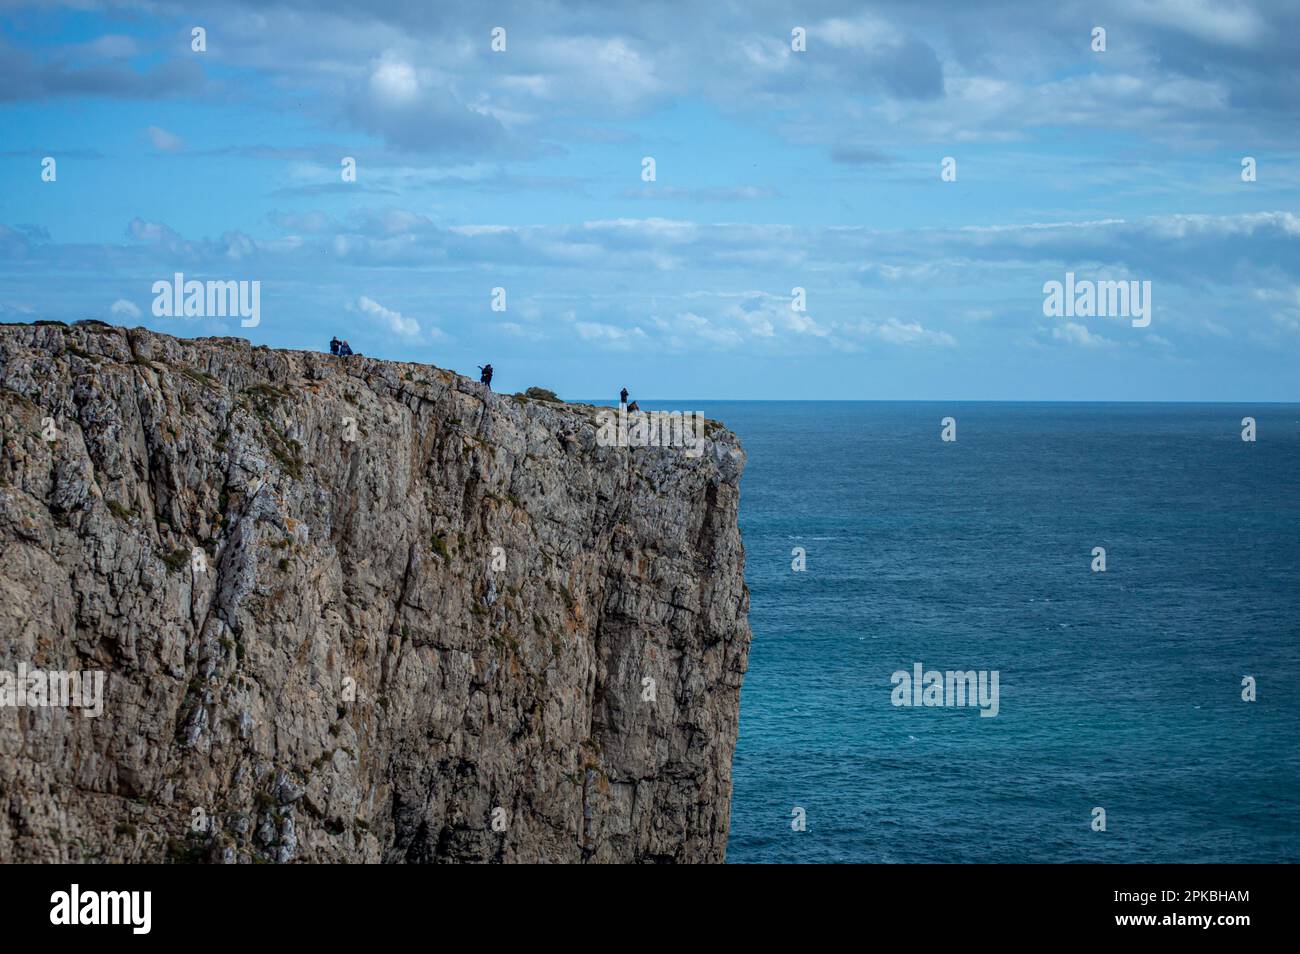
<box><xmin>0</xmin><ymin>321</ymin><xmax>750</xmax><ymax>863</ymax></box>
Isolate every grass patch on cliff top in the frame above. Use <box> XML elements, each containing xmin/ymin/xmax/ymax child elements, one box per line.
<box><xmin>76</xmin><ymin>320</ymin><xmax>120</xmax><ymax>335</ymax></box>
<box><xmin>514</xmin><ymin>386</ymin><xmax>562</xmax><ymax>404</ymax></box>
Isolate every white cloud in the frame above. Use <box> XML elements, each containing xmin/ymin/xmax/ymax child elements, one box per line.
<box><xmin>1051</xmin><ymin>321</ymin><xmax>1111</xmax><ymax>348</ymax></box>
<box><xmin>842</xmin><ymin>317</ymin><xmax>957</xmax><ymax>347</ymax></box>
<box><xmin>501</xmin><ymin>322</ymin><xmax>545</xmax><ymax>341</ymax></box>
<box><xmin>80</xmin><ymin>35</ymin><xmax>138</xmax><ymax>59</ymax></box>
<box><xmin>109</xmin><ymin>298</ymin><xmax>140</xmax><ymax>320</ymax></box>
<box><xmin>574</xmin><ymin>320</ymin><xmax>645</xmax><ymax>344</ymax></box>
<box><xmin>355</xmin><ymin>295</ymin><xmax>421</xmax><ymax>338</ymax></box>
<box><xmin>146</xmin><ymin>125</ymin><xmax>184</xmax><ymax>153</ymax></box>
<box><xmin>369</xmin><ymin>52</ymin><xmax>419</xmax><ymax>104</ymax></box>
<box><xmin>1127</xmin><ymin>0</ymin><xmax>1267</xmax><ymax>47</ymax></box>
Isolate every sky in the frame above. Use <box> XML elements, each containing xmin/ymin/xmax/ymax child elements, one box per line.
<box><xmin>1</xmin><ymin>0</ymin><xmax>1298</xmax><ymax>400</ymax></box>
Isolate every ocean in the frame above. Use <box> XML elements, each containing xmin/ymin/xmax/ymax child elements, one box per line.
<box><xmin>679</xmin><ymin>401</ymin><xmax>1300</xmax><ymax>863</ymax></box>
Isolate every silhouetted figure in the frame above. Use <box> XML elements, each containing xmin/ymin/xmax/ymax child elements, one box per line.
<box><xmin>620</xmin><ymin>387</ymin><xmax>628</xmax><ymax>404</ymax></box>
<box><xmin>626</xmin><ymin>400</ymin><xmax>640</xmax><ymax>413</ymax></box>
<box><xmin>339</xmin><ymin>340</ymin><xmax>353</xmax><ymax>356</ymax></box>
<box><xmin>479</xmin><ymin>363</ymin><xmax>494</xmax><ymax>388</ymax></box>
<box><xmin>330</xmin><ymin>336</ymin><xmax>341</xmax><ymax>355</ymax></box>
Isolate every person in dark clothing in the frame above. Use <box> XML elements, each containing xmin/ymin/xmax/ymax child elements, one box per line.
<box><xmin>330</xmin><ymin>336</ymin><xmax>341</xmax><ymax>356</ymax></box>
<box><xmin>478</xmin><ymin>364</ymin><xmax>494</xmax><ymax>388</ymax></box>
<box><xmin>626</xmin><ymin>400</ymin><xmax>640</xmax><ymax>412</ymax></box>
<box><xmin>620</xmin><ymin>387</ymin><xmax>628</xmax><ymax>404</ymax></box>
<box><xmin>339</xmin><ymin>340</ymin><xmax>353</xmax><ymax>356</ymax></box>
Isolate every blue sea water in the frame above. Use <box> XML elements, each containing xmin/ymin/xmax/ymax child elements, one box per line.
<box><xmin>683</xmin><ymin>402</ymin><xmax>1300</xmax><ymax>864</ymax></box>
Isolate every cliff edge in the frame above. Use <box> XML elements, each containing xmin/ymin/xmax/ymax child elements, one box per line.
<box><xmin>0</xmin><ymin>322</ymin><xmax>750</xmax><ymax>863</ymax></box>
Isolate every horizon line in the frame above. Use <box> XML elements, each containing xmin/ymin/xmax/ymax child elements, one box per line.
<box><xmin>575</xmin><ymin>398</ymin><xmax>1300</xmax><ymax>405</ymax></box>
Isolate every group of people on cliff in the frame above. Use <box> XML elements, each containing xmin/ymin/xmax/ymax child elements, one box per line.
<box><xmin>325</xmin><ymin>340</ymin><xmax>642</xmax><ymax>408</ymax></box>
<box><xmin>327</xmin><ymin>337</ymin><xmax>492</xmax><ymax>388</ymax></box>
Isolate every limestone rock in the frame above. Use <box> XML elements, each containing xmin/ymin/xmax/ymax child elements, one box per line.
<box><xmin>0</xmin><ymin>322</ymin><xmax>750</xmax><ymax>863</ymax></box>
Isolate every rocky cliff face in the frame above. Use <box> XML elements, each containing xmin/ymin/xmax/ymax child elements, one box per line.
<box><xmin>0</xmin><ymin>322</ymin><xmax>749</xmax><ymax>863</ymax></box>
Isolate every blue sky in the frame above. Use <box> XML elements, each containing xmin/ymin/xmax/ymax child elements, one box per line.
<box><xmin>2</xmin><ymin>1</ymin><xmax>1298</xmax><ymax>400</ymax></box>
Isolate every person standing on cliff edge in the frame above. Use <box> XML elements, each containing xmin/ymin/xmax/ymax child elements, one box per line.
<box><xmin>620</xmin><ymin>387</ymin><xmax>628</xmax><ymax>405</ymax></box>
<box><xmin>479</xmin><ymin>364</ymin><xmax>493</xmax><ymax>389</ymax></box>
